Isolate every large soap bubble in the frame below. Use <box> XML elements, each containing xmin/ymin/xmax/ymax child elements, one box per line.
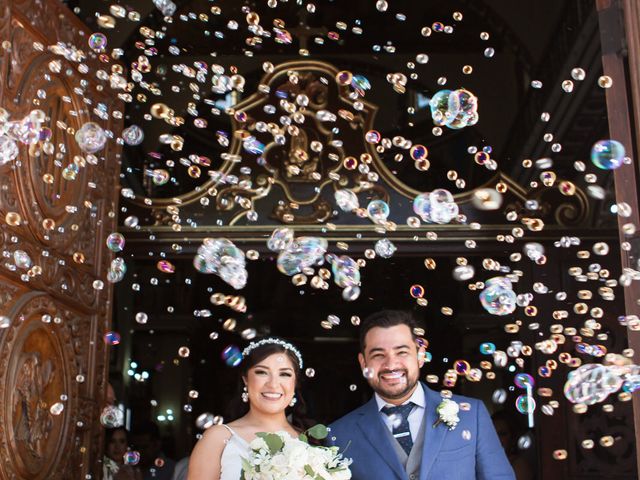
<box><xmin>563</xmin><ymin>363</ymin><xmax>624</xmax><ymax>405</ymax></box>
<box><xmin>367</xmin><ymin>199</ymin><xmax>390</xmax><ymax>224</ymax></box>
<box><xmin>591</xmin><ymin>140</ymin><xmax>625</xmax><ymax>170</ymax></box>
<box><xmin>277</xmin><ymin>237</ymin><xmax>328</xmax><ymax>276</ymax></box>
<box><xmin>75</xmin><ymin>122</ymin><xmax>107</xmax><ymax>153</ymax></box>
<box><xmin>122</xmin><ymin>125</ymin><xmax>144</xmax><ymax>146</ymax></box>
<box><xmin>479</xmin><ymin>277</ymin><xmax>517</xmax><ymax>316</ymax></box>
<box><xmin>194</xmin><ymin>238</ymin><xmax>248</xmax><ymax>290</ymax></box>
<box><xmin>332</xmin><ymin>255</ymin><xmax>361</xmax><ymax>288</ymax></box>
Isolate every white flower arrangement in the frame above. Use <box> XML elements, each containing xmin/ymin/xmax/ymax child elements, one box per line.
<box><xmin>433</xmin><ymin>398</ymin><xmax>460</xmax><ymax>431</ymax></box>
<box><xmin>241</xmin><ymin>425</ymin><xmax>352</xmax><ymax>480</ymax></box>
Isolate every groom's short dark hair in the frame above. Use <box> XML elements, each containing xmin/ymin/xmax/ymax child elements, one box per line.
<box><xmin>359</xmin><ymin>310</ymin><xmax>420</xmax><ymax>352</ymax></box>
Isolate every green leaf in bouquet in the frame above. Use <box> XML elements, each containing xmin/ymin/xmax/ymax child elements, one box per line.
<box><xmin>298</xmin><ymin>433</ymin><xmax>309</xmax><ymax>443</ymax></box>
<box><xmin>304</xmin><ymin>465</ymin><xmax>315</xmax><ymax>476</ymax></box>
<box><xmin>256</xmin><ymin>431</ymin><xmax>284</xmax><ymax>454</ymax></box>
<box><xmin>306</xmin><ymin>424</ymin><xmax>329</xmax><ymax>440</ymax></box>
<box><xmin>241</xmin><ymin>457</ymin><xmax>251</xmax><ymax>473</ymax></box>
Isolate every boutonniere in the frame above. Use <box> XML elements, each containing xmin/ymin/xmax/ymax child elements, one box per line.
<box><xmin>433</xmin><ymin>398</ymin><xmax>460</xmax><ymax>431</ymax></box>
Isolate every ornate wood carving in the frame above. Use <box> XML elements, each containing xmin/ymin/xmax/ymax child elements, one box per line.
<box><xmin>0</xmin><ymin>0</ymin><xmax>121</xmax><ymax>478</ymax></box>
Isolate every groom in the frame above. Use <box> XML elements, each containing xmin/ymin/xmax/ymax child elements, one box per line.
<box><xmin>329</xmin><ymin>310</ymin><xmax>515</xmax><ymax>480</ymax></box>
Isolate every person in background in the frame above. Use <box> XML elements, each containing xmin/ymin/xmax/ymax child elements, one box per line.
<box><xmin>492</xmin><ymin>411</ymin><xmax>534</xmax><ymax>480</ymax></box>
<box><xmin>171</xmin><ymin>457</ymin><xmax>189</xmax><ymax>480</ymax></box>
<box><xmin>104</xmin><ymin>427</ymin><xmax>143</xmax><ymax>480</ymax></box>
<box><xmin>131</xmin><ymin>421</ymin><xmax>176</xmax><ymax>480</ymax></box>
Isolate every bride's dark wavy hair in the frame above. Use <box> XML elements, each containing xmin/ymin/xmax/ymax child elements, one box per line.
<box><xmin>228</xmin><ymin>338</ymin><xmax>315</xmax><ymax>434</ymax></box>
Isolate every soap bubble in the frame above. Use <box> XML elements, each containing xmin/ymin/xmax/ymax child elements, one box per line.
<box><xmin>492</xmin><ymin>388</ymin><xmax>507</xmax><ymax>404</ymax></box>
<box><xmin>366</xmin><ymin>199</ymin><xmax>390</xmax><ymax>223</ymax></box>
<box><xmin>514</xmin><ymin>373</ymin><xmax>535</xmax><ymax>388</ymax></box>
<box><xmin>591</xmin><ymin>140</ymin><xmax>625</xmax><ymax>170</ymax></box>
<box><xmin>100</xmin><ymin>405</ymin><xmax>125</xmax><ymax>427</ymax></box>
<box><xmin>363</xmin><ymin>367</ymin><xmax>375</xmax><ymax>379</ymax></box>
<box><xmin>523</xmin><ymin>242</ymin><xmax>544</xmax><ymax>261</ymax></box>
<box><xmin>49</xmin><ymin>402</ymin><xmax>64</xmax><ymax>415</ymax></box>
<box><xmin>479</xmin><ymin>342</ymin><xmax>496</xmax><ymax>354</ymax></box>
<box><xmin>88</xmin><ymin>32</ymin><xmax>108</xmax><ymax>51</ymax></box>
<box><xmin>124</xmin><ymin>451</ymin><xmax>141</xmax><ymax>465</ymax></box>
<box><xmin>453</xmin><ymin>265</ymin><xmax>475</xmax><ymax>281</ymax></box>
<box><xmin>222</xmin><ymin>345</ymin><xmax>243</xmax><ymax>367</ymax></box>
<box><xmin>13</xmin><ymin>250</ymin><xmax>32</xmax><ymax>269</ymax></box>
<box><xmin>515</xmin><ymin>394</ymin><xmax>536</xmax><ymax>414</ymax></box>
<box><xmin>479</xmin><ymin>277</ymin><xmax>517</xmax><ymax>316</ymax></box>
<box><xmin>410</xmin><ymin>284</ymin><xmax>425</xmax><ymax>298</ymax></box>
<box><xmin>153</xmin><ymin>0</ymin><xmax>177</xmax><ymax>16</ymax></box>
<box><xmin>150</xmin><ymin>169</ymin><xmax>170</xmax><ymax>186</ymax></box>
<box><xmin>104</xmin><ymin>331</ymin><xmax>121</xmax><ymax>345</ymax></box>
<box><xmin>106</xmin><ymin>233</ymin><xmax>125</xmax><ymax>252</ymax></box>
<box><xmin>375</xmin><ymin>238</ymin><xmax>397</xmax><ymax>258</ymax></box>
<box><xmin>472</xmin><ymin>188</ymin><xmax>502</xmax><ymax>210</ymax></box>
<box><xmin>75</xmin><ymin>122</ymin><xmax>107</xmax><ymax>153</ymax></box>
<box><xmin>335</xmin><ymin>189</ymin><xmax>359</xmax><ymax>212</ymax></box>
<box><xmin>122</xmin><ymin>125</ymin><xmax>144</xmax><ymax>146</ymax></box>
<box><xmin>196</xmin><ymin>413</ymin><xmax>217</xmax><ymax>429</ymax></box>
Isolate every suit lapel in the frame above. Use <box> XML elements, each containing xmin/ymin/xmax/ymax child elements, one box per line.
<box><xmin>419</xmin><ymin>385</ymin><xmax>448</xmax><ymax>480</ymax></box>
<box><xmin>356</xmin><ymin>397</ymin><xmax>407</xmax><ymax>480</ymax></box>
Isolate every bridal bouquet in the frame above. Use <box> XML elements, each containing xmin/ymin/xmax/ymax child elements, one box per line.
<box><xmin>241</xmin><ymin>425</ymin><xmax>352</xmax><ymax>480</ymax></box>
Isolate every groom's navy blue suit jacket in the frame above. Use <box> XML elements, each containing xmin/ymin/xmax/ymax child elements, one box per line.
<box><xmin>328</xmin><ymin>383</ymin><xmax>515</xmax><ymax>480</ymax></box>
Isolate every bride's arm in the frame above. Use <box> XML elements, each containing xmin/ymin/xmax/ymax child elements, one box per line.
<box><xmin>187</xmin><ymin>425</ymin><xmax>229</xmax><ymax>480</ymax></box>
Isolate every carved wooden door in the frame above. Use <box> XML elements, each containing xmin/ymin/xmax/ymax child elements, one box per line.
<box><xmin>0</xmin><ymin>0</ymin><xmax>121</xmax><ymax>478</ymax></box>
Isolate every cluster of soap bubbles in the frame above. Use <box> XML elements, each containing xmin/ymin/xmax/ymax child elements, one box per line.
<box><xmin>479</xmin><ymin>277</ymin><xmax>517</xmax><ymax>316</ymax></box>
<box><xmin>429</xmin><ymin>88</ymin><xmax>479</xmax><ymax>129</ymax></box>
<box><xmin>0</xmin><ymin>108</ymin><xmax>50</xmax><ymax>164</ymax></box>
<box><xmin>193</xmin><ymin>238</ymin><xmax>248</xmax><ymax>290</ymax></box>
<box><xmin>107</xmin><ymin>258</ymin><xmax>127</xmax><ymax>283</ymax></box>
<box><xmin>330</xmin><ymin>255</ymin><xmax>361</xmax><ymax>301</ymax></box>
<box><xmin>563</xmin><ymin>362</ymin><xmax>639</xmax><ymax>405</ymax></box>
<box><xmin>268</xmin><ymin>229</ymin><xmax>328</xmax><ymax>277</ymax></box>
<box><xmin>413</xmin><ymin>189</ymin><xmax>459</xmax><ymax>224</ymax></box>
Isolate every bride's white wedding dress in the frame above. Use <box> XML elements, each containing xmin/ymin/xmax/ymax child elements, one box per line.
<box><xmin>220</xmin><ymin>425</ymin><xmax>250</xmax><ymax>480</ymax></box>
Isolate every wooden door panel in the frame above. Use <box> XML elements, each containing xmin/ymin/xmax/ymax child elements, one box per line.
<box><xmin>0</xmin><ymin>0</ymin><xmax>121</xmax><ymax>478</ymax></box>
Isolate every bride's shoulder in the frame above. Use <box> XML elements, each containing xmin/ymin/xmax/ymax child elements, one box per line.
<box><xmin>198</xmin><ymin>424</ymin><xmax>233</xmax><ymax>446</ymax></box>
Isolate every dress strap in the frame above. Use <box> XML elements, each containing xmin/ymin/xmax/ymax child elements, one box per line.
<box><xmin>221</xmin><ymin>424</ymin><xmax>235</xmax><ymax>436</ymax></box>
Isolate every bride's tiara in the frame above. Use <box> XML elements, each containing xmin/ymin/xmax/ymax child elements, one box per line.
<box><xmin>242</xmin><ymin>338</ymin><xmax>304</xmax><ymax>369</ymax></box>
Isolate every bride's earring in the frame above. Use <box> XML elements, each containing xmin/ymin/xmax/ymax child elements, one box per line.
<box><xmin>242</xmin><ymin>386</ymin><xmax>249</xmax><ymax>403</ymax></box>
<box><xmin>289</xmin><ymin>396</ymin><xmax>297</xmax><ymax>407</ymax></box>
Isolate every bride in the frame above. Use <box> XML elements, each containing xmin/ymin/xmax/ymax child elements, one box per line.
<box><xmin>187</xmin><ymin>337</ymin><xmax>312</xmax><ymax>479</ymax></box>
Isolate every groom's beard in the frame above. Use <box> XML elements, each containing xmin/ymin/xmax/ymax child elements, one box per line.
<box><xmin>372</xmin><ymin>368</ymin><xmax>419</xmax><ymax>400</ymax></box>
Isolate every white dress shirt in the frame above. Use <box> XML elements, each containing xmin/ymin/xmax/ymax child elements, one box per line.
<box><xmin>375</xmin><ymin>384</ymin><xmax>426</xmax><ymax>442</ymax></box>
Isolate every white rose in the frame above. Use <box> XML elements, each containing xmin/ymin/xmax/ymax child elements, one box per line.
<box><xmin>439</xmin><ymin>399</ymin><xmax>459</xmax><ymax>417</ymax></box>
<box><xmin>249</xmin><ymin>437</ymin><xmax>269</xmax><ymax>452</ymax></box>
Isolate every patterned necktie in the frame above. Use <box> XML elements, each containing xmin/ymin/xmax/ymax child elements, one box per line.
<box><xmin>381</xmin><ymin>402</ymin><xmax>414</xmax><ymax>455</ymax></box>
